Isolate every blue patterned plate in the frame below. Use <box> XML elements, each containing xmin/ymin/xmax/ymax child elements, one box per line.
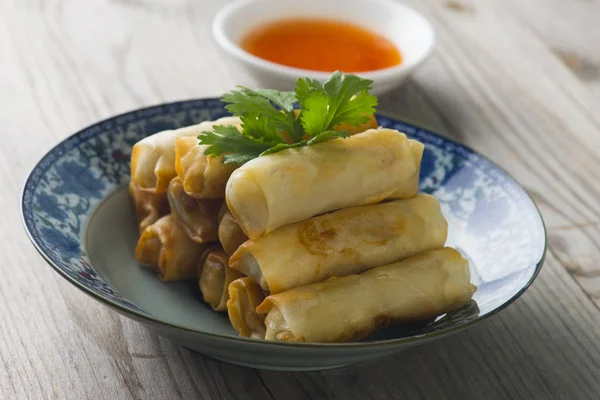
<box><xmin>21</xmin><ymin>99</ymin><xmax>546</xmax><ymax>371</ymax></box>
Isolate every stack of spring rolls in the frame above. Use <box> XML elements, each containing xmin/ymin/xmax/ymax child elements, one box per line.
<box><xmin>130</xmin><ymin>115</ymin><xmax>477</xmax><ymax>343</ymax></box>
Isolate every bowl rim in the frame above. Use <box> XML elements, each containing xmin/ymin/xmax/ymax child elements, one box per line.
<box><xmin>211</xmin><ymin>0</ymin><xmax>436</xmax><ymax>80</ymax></box>
<box><xmin>21</xmin><ymin>97</ymin><xmax>547</xmax><ymax>349</ymax></box>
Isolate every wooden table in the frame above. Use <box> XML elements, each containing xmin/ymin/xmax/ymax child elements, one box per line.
<box><xmin>2</xmin><ymin>0</ymin><xmax>600</xmax><ymax>398</ymax></box>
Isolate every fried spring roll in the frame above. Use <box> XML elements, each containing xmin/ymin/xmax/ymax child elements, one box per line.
<box><xmin>129</xmin><ymin>180</ymin><xmax>170</xmax><ymax>233</ymax></box>
<box><xmin>198</xmin><ymin>248</ymin><xmax>243</xmax><ymax>311</ymax></box>
<box><xmin>167</xmin><ymin>177</ymin><xmax>222</xmax><ymax>243</ymax></box>
<box><xmin>218</xmin><ymin>203</ymin><xmax>248</xmax><ymax>256</ymax></box>
<box><xmin>135</xmin><ymin>215</ymin><xmax>209</xmax><ymax>281</ymax></box>
<box><xmin>175</xmin><ymin>136</ymin><xmax>239</xmax><ymax>199</ymax></box>
<box><xmin>230</xmin><ymin>194</ymin><xmax>447</xmax><ymax>293</ymax></box>
<box><xmin>257</xmin><ymin>248</ymin><xmax>476</xmax><ymax>343</ymax></box>
<box><xmin>227</xmin><ymin>278</ymin><xmax>267</xmax><ymax>339</ymax></box>
<box><xmin>131</xmin><ymin>116</ymin><xmax>241</xmax><ymax>194</ymax></box>
<box><xmin>226</xmin><ymin>129</ymin><xmax>424</xmax><ymax>239</ymax></box>
<box><xmin>392</xmin><ymin>140</ymin><xmax>424</xmax><ymax>198</ymax></box>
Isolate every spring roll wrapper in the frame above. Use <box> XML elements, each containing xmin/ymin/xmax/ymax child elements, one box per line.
<box><xmin>198</xmin><ymin>248</ymin><xmax>244</xmax><ymax>311</ymax></box>
<box><xmin>167</xmin><ymin>177</ymin><xmax>222</xmax><ymax>243</ymax></box>
<box><xmin>130</xmin><ymin>116</ymin><xmax>241</xmax><ymax>194</ymax></box>
<box><xmin>391</xmin><ymin>140</ymin><xmax>424</xmax><ymax>198</ymax></box>
<box><xmin>129</xmin><ymin>180</ymin><xmax>170</xmax><ymax>233</ymax></box>
<box><xmin>226</xmin><ymin>129</ymin><xmax>423</xmax><ymax>240</ymax></box>
<box><xmin>218</xmin><ymin>204</ymin><xmax>249</xmax><ymax>256</ymax></box>
<box><xmin>230</xmin><ymin>194</ymin><xmax>447</xmax><ymax>293</ymax></box>
<box><xmin>135</xmin><ymin>215</ymin><xmax>210</xmax><ymax>281</ymax></box>
<box><xmin>227</xmin><ymin>277</ymin><xmax>267</xmax><ymax>339</ymax></box>
<box><xmin>257</xmin><ymin>247</ymin><xmax>476</xmax><ymax>343</ymax></box>
<box><xmin>175</xmin><ymin>135</ymin><xmax>239</xmax><ymax>199</ymax></box>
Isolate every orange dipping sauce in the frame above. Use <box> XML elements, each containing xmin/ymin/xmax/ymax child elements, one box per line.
<box><xmin>241</xmin><ymin>18</ymin><xmax>402</xmax><ymax>73</ymax></box>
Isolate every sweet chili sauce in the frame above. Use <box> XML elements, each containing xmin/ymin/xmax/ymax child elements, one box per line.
<box><xmin>241</xmin><ymin>18</ymin><xmax>402</xmax><ymax>73</ymax></box>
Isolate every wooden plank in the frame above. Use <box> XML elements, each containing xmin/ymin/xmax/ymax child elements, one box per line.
<box><xmin>1</xmin><ymin>0</ymin><xmax>600</xmax><ymax>399</ymax></box>
<box><xmin>502</xmin><ymin>0</ymin><xmax>600</xmax><ymax>102</ymax></box>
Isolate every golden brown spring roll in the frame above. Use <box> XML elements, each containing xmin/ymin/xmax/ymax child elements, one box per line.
<box><xmin>129</xmin><ymin>180</ymin><xmax>170</xmax><ymax>233</ymax></box>
<box><xmin>230</xmin><ymin>194</ymin><xmax>447</xmax><ymax>293</ymax></box>
<box><xmin>392</xmin><ymin>140</ymin><xmax>424</xmax><ymax>198</ymax></box>
<box><xmin>167</xmin><ymin>177</ymin><xmax>222</xmax><ymax>243</ymax></box>
<box><xmin>257</xmin><ymin>248</ymin><xmax>476</xmax><ymax>343</ymax></box>
<box><xmin>135</xmin><ymin>215</ymin><xmax>210</xmax><ymax>281</ymax></box>
<box><xmin>218</xmin><ymin>203</ymin><xmax>249</xmax><ymax>256</ymax></box>
<box><xmin>131</xmin><ymin>116</ymin><xmax>241</xmax><ymax>194</ymax></box>
<box><xmin>175</xmin><ymin>136</ymin><xmax>239</xmax><ymax>199</ymax></box>
<box><xmin>227</xmin><ymin>277</ymin><xmax>267</xmax><ymax>339</ymax></box>
<box><xmin>226</xmin><ymin>129</ymin><xmax>423</xmax><ymax>239</ymax></box>
<box><xmin>198</xmin><ymin>248</ymin><xmax>244</xmax><ymax>311</ymax></box>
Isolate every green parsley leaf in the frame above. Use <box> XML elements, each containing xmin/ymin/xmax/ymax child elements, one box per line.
<box><xmin>294</xmin><ymin>77</ymin><xmax>323</xmax><ymax>103</ymax></box>
<box><xmin>299</xmin><ymin>71</ymin><xmax>378</xmax><ymax>136</ymax></box>
<box><xmin>239</xmin><ymin>114</ymin><xmax>283</xmax><ymax>145</ymax></box>
<box><xmin>260</xmin><ymin>141</ymin><xmax>308</xmax><ymax>156</ymax></box>
<box><xmin>259</xmin><ymin>130</ymin><xmax>350</xmax><ymax>156</ymax></box>
<box><xmin>307</xmin><ymin>130</ymin><xmax>350</xmax><ymax>145</ymax></box>
<box><xmin>198</xmin><ymin>125</ymin><xmax>271</xmax><ymax>165</ymax></box>
<box><xmin>250</xmin><ymin>89</ymin><xmax>303</xmax><ymax>141</ymax></box>
<box><xmin>222</xmin><ymin>87</ymin><xmax>303</xmax><ymax>142</ymax></box>
<box><xmin>197</xmin><ymin>71</ymin><xmax>378</xmax><ymax>164</ymax></box>
<box><xmin>251</xmin><ymin>89</ymin><xmax>297</xmax><ymax>112</ymax></box>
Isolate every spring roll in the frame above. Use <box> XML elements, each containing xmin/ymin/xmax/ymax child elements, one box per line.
<box><xmin>218</xmin><ymin>203</ymin><xmax>249</xmax><ymax>256</ymax></box>
<box><xmin>257</xmin><ymin>248</ymin><xmax>476</xmax><ymax>343</ymax></box>
<box><xmin>230</xmin><ymin>194</ymin><xmax>447</xmax><ymax>293</ymax></box>
<box><xmin>167</xmin><ymin>177</ymin><xmax>222</xmax><ymax>243</ymax></box>
<box><xmin>175</xmin><ymin>136</ymin><xmax>239</xmax><ymax>199</ymax></box>
<box><xmin>226</xmin><ymin>128</ymin><xmax>423</xmax><ymax>239</ymax></box>
<box><xmin>198</xmin><ymin>248</ymin><xmax>244</xmax><ymax>311</ymax></box>
<box><xmin>227</xmin><ymin>278</ymin><xmax>267</xmax><ymax>339</ymax></box>
<box><xmin>129</xmin><ymin>180</ymin><xmax>170</xmax><ymax>233</ymax></box>
<box><xmin>135</xmin><ymin>215</ymin><xmax>210</xmax><ymax>281</ymax></box>
<box><xmin>131</xmin><ymin>116</ymin><xmax>241</xmax><ymax>194</ymax></box>
<box><xmin>392</xmin><ymin>140</ymin><xmax>424</xmax><ymax>198</ymax></box>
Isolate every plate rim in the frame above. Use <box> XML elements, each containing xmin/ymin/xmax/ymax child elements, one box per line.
<box><xmin>20</xmin><ymin>97</ymin><xmax>548</xmax><ymax>349</ymax></box>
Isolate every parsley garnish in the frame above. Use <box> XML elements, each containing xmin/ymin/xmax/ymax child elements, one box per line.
<box><xmin>198</xmin><ymin>71</ymin><xmax>378</xmax><ymax>164</ymax></box>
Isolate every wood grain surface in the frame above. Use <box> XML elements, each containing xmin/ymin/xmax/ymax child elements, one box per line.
<box><xmin>2</xmin><ymin>0</ymin><xmax>599</xmax><ymax>399</ymax></box>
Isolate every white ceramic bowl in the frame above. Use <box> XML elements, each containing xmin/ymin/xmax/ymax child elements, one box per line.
<box><xmin>212</xmin><ymin>0</ymin><xmax>435</xmax><ymax>95</ymax></box>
